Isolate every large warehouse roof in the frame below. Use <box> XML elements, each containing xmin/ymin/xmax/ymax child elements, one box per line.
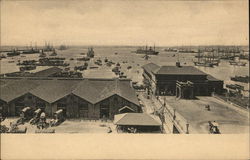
<box><xmin>0</xmin><ymin>78</ymin><xmax>139</xmax><ymax>105</ymax></box>
<box><xmin>153</xmin><ymin>66</ymin><xmax>207</xmax><ymax>75</ymax></box>
<box><xmin>142</xmin><ymin>63</ymin><xmax>207</xmax><ymax>75</ymax></box>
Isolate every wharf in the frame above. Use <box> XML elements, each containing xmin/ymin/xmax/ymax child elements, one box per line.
<box><xmin>158</xmin><ymin>96</ymin><xmax>249</xmax><ymax>134</ymax></box>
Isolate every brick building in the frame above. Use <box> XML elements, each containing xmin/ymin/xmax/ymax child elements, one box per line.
<box><xmin>0</xmin><ymin>78</ymin><xmax>140</xmax><ymax>119</ymax></box>
<box><xmin>142</xmin><ymin>62</ymin><xmax>223</xmax><ymax>97</ymax></box>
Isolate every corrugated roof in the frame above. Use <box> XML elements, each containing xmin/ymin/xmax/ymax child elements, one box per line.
<box><xmin>116</xmin><ymin>80</ymin><xmax>139</xmax><ymax>106</ymax></box>
<box><xmin>0</xmin><ymin>78</ymin><xmax>139</xmax><ymax>105</ymax></box>
<box><xmin>72</xmin><ymin>79</ymin><xmax>139</xmax><ymax>105</ymax></box>
<box><xmin>114</xmin><ymin>113</ymin><xmax>161</xmax><ymax>126</ymax></box>
<box><xmin>30</xmin><ymin>80</ymin><xmax>81</xmax><ymax>103</ymax></box>
<box><xmin>0</xmin><ymin>79</ymin><xmax>39</xmax><ymax>102</ymax></box>
<box><xmin>153</xmin><ymin>66</ymin><xmax>207</xmax><ymax>75</ymax></box>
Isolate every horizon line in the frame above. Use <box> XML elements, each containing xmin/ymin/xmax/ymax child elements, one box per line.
<box><xmin>1</xmin><ymin>44</ymin><xmax>249</xmax><ymax>47</ymax></box>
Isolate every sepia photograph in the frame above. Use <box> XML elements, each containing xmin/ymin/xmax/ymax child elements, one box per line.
<box><xmin>0</xmin><ymin>0</ymin><xmax>249</xmax><ymax>159</ymax></box>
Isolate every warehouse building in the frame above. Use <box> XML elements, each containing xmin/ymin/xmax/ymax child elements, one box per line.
<box><xmin>0</xmin><ymin>78</ymin><xmax>140</xmax><ymax>119</ymax></box>
<box><xmin>142</xmin><ymin>62</ymin><xmax>223</xmax><ymax>97</ymax></box>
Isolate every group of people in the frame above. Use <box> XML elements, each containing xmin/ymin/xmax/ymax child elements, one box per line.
<box><xmin>116</xmin><ymin>126</ymin><xmax>137</xmax><ymax>133</ymax></box>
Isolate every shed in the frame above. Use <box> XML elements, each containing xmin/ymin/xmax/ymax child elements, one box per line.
<box><xmin>114</xmin><ymin>113</ymin><xmax>162</xmax><ymax>133</ymax></box>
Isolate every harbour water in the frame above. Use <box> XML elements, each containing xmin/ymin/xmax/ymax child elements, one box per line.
<box><xmin>1</xmin><ymin>46</ymin><xmax>249</xmax><ymax>94</ymax></box>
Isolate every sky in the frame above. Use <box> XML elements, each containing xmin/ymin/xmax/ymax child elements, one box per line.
<box><xmin>1</xmin><ymin>0</ymin><xmax>249</xmax><ymax>46</ymax></box>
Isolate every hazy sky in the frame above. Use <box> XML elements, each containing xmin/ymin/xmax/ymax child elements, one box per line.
<box><xmin>1</xmin><ymin>0</ymin><xmax>249</xmax><ymax>46</ymax></box>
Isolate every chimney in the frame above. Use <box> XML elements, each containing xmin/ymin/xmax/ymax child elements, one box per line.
<box><xmin>176</xmin><ymin>62</ymin><xmax>181</xmax><ymax>67</ymax></box>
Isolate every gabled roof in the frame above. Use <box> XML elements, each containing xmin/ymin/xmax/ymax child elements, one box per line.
<box><xmin>114</xmin><ymin>113</ymin><xmax>161</xmax><ymax>126</ymax></box>
<box><xmin>142</xmin><ymin>63</ymin><xmax>160</xmax><ymax>74</ymax></box>
<box><xmin>72</xmin><ymin>79</ymin><xmax>115</xmax><ymax>104</ymax></box>
<box><xmin>153</xmin><ymin>66</ymin><xmax>207</xmax><ymax>75</ymax></box>
<box><xmin>72</xmin><ymin>79</ymin><xmax>139</xmax><ymax>105</ymax></box>
<box><xmin>116</xmin><ymin>80</ymin><xmax>139</xmax><ymax>106</ymax></box>
<box><xmin>30</xmin><ymin>80</ymin><xmax>81</xmax><ymax>103</ymax></box>
<box><xmin>0</xmin><ymin>78</ymin><xmax>139</xmax><ymax>106</ymax></box>
<box><xmin>0</xmin><ymin>79</ymin><xmax>39</xmax><ymax>102</ymax></box>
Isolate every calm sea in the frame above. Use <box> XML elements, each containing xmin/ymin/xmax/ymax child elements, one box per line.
<box><xmin>1</xmin><ymin>46</ymin><xmax>249</xmax><ymax>94</ymax></box>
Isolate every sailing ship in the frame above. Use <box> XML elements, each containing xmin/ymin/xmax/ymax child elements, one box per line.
<box><xmin>22</xmin><ymin>48</ymin><xmax>40</xmax><ymax>54</ymax></box>
<box><xmin>87</xmin><ymin>47</ymin><xmax>95</xmax><ymax>58</ymax></box>
<box><xmin>219</xmin><ymin>47</ymin><xmax>240</xmax><ymax>60</ymax></box>
<box><xmin>50</xmin><ymin>49</ymin><xmax>57</xmax><ymax>56</ymax></box>
<box><xmin>22</xmin><ymin>42</ymin><xmax>40</xmax><ymax>54</ymax></box>
<box><xmin>58</xmin><ymin>45</ymin><xmax>67</xmax><ymax>50</ymax></box>
<box><xmin>229</xmin><ymin>56</ymin><xmax>246</xmax><ymax>66</ymax></box>
<box><xmin>39</xmin><ymin>50</ymin><xmax>46</xmax><ymax>58</ymax></box>
<box><xmin>134</xmin><ymin>45</ymin><xmax>159</xmax><ymax>55</ymax></box>
<box><xmin>44</xmin><ymin>42</ymin><xmax>54</xmax><ymax>52</ymax></box>
<box><xmin>7</xmin><ymin>49</ymin><xmax>20</xmax><ymax>57</ymax></box>
<box><xmin>193</xmin><ymin>49</ymin><xmax>220</xmax><ymax>67</ymax></box>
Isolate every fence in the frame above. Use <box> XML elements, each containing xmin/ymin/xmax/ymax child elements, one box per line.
<box><xmin>152</xmin><ymin>96</ymin><xmax>189</xmax><ymax>134</ymax></box>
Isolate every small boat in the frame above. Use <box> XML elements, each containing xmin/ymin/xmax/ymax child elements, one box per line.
<box><xmin>134</xmin><ymin>45</ymin><xmax>159</xmax><ymax>55</ymax></box>
<box><xmin>231</xmin><ymin>76</ymin><xmax>249</xmax><ymax>83</ymax></box>
<box><xmin>50</xmin><ymin>49</ymin><xmax>57</xmax><ymax>56</ymax></box>
<box><xmin>87</xmin><ymin>47</ymin><xmax>94</xmax><ymax>58</ymax></box>
<box><xmin>77</xmin><ymin>57</ymin><xmax>90</xmax><ymax>61</ymax></box>
<box><xmin>229</xmin><ymin>61</ymin><xmax>246</xmax><ymax>66</ymax></box>
<box><xmin>8</xmin><ymin>60</ymin><xmax>15</xmax><ymax>63</ymax></box>
<box><xmin>0</xmin><ymin>54</ymin><xmax>6</xmax><ymax>58</ymax></box>
<box><xmin>7</xmin><ymin>50</ymin><xmax>20</xmax><ymax>57</ymax></box>
<box><xmin>39</xmin><ymin>50</ymin><xmax>46</xmax><ymax>57</ymax></box>
<box><xmin>19</xmin><ymin>65</ymin><xmax>36</xmax><ymax>71</ymax></box>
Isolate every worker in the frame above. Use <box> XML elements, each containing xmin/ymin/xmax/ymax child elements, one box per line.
<box><xmin>40</xmin><ymin>112</ymin><xmax>46</xmax><ymax>120</ymax></box>
<box><xmin>211</xmin><ymin>121</ymin><xmax>219</xmax><ymax>133</ymax></box>
<box><xmin>206</xmin><ymin>104</ymin><xmax>211</xmax><ymax>111</ymax></box>
<box><xmin>212</xmin><ymin>121</ymin><xmax>219</xmax><ymax>128</ymax></box>
<box><xmin>107</xmin><ymin>127</ymin><xmax>112</xmax><ymax>133</ymax></box>
<box><xmin>39</xmin><ymin>112</ymin><xmax>46</xmax><ymax>129</ymax></box>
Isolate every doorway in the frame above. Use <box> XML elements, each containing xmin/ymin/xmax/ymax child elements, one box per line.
<box><xmin>100</xmin><ymin>101</ymin><xmax>110</xmax><ymax>119</ymax></box>
<box><xmin>79</xmin><ymin>102</ymin><xmax>88</xmax><ymax>118</ymax></box>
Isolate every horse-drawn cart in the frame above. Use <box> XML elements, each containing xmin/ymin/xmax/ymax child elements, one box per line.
<box><xmin>29</xmin><ymin>108</ymin><xmax>42</xmax><ymax>125</ymax></box>
<box><xmin>50</xmin><ymin>109</ymin><xmax>65</xmax><ymax>127</ymax></box>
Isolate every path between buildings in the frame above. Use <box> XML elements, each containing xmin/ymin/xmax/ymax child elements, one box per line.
<box><xmin>137</xmin><ymin>92</ymin><xmax>173</xmax><ymax>134</ymax></box>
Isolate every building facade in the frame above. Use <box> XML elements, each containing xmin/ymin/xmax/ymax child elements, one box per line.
<box><xmin>0</xmin><ymin>78</ymin><xmax>140</xmax><ymax>119</ymax></box>
<box><xmin>142</xmin><ymin>63</ymin><xmax>223</xmax><ymax>97</ymax></box>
